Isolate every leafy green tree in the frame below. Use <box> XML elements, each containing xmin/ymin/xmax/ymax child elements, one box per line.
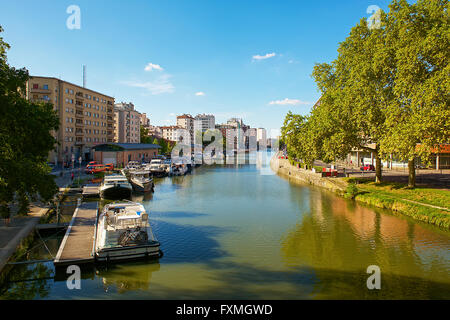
<box><xmin>0</xmin><ymin>26</ymin><xmax>59</xmax><ymax>216</ymax></box>
<box><xmin>140</xmin><ymin>125</ymin><xmax>152</xmax><ymax>144</ymax></box>
<box><xmin>284</xmin><ymin>0</ymin><xmax>448</xmax><ymax>188</ymax></box>
<box><xmin>380</xmin><ymin>0</ymin><xmax>450</xmax><ymax>187</ymax></box>
<box><xmin>312</xmin><ymin>10</ymin><xmax>394</xmax><ymax>183</ymax></box>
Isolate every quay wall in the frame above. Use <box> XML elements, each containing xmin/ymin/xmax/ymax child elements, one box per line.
<box><xmin>270</xmin><ymin>156</ymin><xmax>347</xmax><ymax>195</ymax></box>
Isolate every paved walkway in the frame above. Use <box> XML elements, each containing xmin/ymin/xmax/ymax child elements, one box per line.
<box><xmin>0</xmin><ymin>169</ymin><xmax>91</xmax><ymax>273</ymax></box>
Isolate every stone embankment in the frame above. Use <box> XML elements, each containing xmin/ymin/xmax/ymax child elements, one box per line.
<box><xmin>270</xmin><ymin>156</ymin><xmax>347</xmax><ymax>195</ymax></box>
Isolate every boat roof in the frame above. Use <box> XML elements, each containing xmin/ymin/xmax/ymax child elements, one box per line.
<box><xmin>104</xmin><ymin>174</ymin><xmax>128</xmax><ymax>180</ymax></box>
<box><xmin>102</xmin><ymin>202</ymin><xmax>147</xmax><ymax>217</ymax></box>
<box><xmin>131</xmin><ymin>171</ymin><xmax>151</xmax><ymax>175</ymax></box>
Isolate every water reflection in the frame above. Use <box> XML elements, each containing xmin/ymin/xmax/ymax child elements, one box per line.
<box><xmin>1</xmin><ymin>159</ymin><xmax>449</xmax><ymax>299</ymax></box>
<box><xmin>0</xmin><ymin>263</ymin><xmax>53</xmax><ymax>300</ymax></box>
<box><xmin>281</xmin><ymin>189</ymin><xmax>450</xmax><ymax>299</ymax></box>
<box><xmin>98</xmin><ymin>262</ymin><xmax>160</xmax><ymax>294</ymax></box>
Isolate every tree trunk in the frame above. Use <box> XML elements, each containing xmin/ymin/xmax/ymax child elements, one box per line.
<box><xmin>408</xmin><ymin>159</ymin><xmax>416</xmax><ymax>188</ymax></box>
<box><xmin>375</xmin><ymin>152</ymin><xmax>382</xmax><ymax>183</ymax></box>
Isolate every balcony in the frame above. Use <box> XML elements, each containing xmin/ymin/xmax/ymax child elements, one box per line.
<box><xmin>76</xmin><ymin>92</ymin><xmax>84</xmax><ymax>99</ymax></box>
<box><xmin>75</xmin><ymin>120</ymin><xmax>84</xmax><ymax>127</ymax></box>
<box><xmin>75</xmin><ymin>130</ymin><xmax>83</xmax><ymax>136</ymax></box>
<box><xmin>75</xmin><ymin>111</ymin><xmax>84</xmax><ymax>118</ymax></box>
<box><xmin>30</xmin><ymin>87</ymin><xmax>50</xmax><ymax>94</ymax></box>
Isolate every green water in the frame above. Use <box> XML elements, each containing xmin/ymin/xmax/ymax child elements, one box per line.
<box><xmin>1</xmin><ymin>158</ymin><xmax>450</xmax><ymax>299</ymax></box>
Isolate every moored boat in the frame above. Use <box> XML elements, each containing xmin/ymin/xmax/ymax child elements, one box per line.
<box><xmin>149</xmin><ymin>159</ymin><xmax>166</xmax><ymax>177</ymax></box>
<box><xmin>100</xmin><ymin>174</ymin><xmax>133</xmax><ymax>199</ymax></box>
<box><xmin>95</xmin><ymin>201</ymin><xmax>162</xmax><ymax>262</ymax></box>
<box><xmin>130</xmin><ymin>170</ymin><xmax>154</xmax><ymax>193</ymax></box>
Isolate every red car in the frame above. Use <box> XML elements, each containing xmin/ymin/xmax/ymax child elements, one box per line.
<box><xmin>86</xmin><ymin>161</ymin><xmax>97</xmax><ymax>167</ymax></box>
<box><xmin>85</xmin><ymin>164</ymin><xmax>106</xmax><ymax>174</ymax></box>
<box><xmin>360</xmin><ymin>164</ymin><xmax>375</xmax><ymax>171</ymax></box>
<box><xmin>105</xmin><ymin>163</ymin><xmax>114</xmax><ymax>171</ymax></box>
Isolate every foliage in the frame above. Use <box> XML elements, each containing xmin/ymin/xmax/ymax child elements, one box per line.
<box><xmin>0</xmin><ymin>26</ymin><xmax>59</xmax><ymax>215</ymax></box>
<box><xmin>282</xmin><ymin>0</ymin><xmax>449</xmax><ymax>188</ymax></box>
<box><xmin>344</xmin><ymin>183</ymin><xmax>359</xmax><ymax>199</ymax></box>
<box><xmin>380</xmin><ymin>0</ymin><xmax>450</xmax><ymax>187</ymax></box>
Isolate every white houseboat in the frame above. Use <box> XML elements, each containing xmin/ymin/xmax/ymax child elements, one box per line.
<box><xmin>130</xmin><ymin>170</ymin><xmax>154</xmax><ymax>193</ymax></box>
<box><xmin>95</xmin><ymin>201</ymin><xmax>162</xmax><ymax>262</ymax></box>
<box><xmin>100</xmin><ymin>174</ymin><xmax>133</xmax><ymax>199</ymax></box>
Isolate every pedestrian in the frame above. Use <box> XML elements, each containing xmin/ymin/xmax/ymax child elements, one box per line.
<box><xmin>71</xmin><ymin>172</ymin><xmax>74</xmax><ymax>182</ymax></box>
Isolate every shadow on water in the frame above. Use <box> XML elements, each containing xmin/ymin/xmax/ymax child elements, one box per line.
<box><xmin>142</xmin><ymin>260</ymin><xmax>450</xmax><ymax>300</ymax></box>
<box><xmin>151</xmin><ymin>219</ymin><xmax>231</xmax><ymax>264</ymax></box>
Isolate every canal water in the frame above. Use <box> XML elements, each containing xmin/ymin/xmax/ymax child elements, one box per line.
<box><xmin>1</xmin><ymin>155</ymin><xmax>449</xmax><ymax>299</ymax></box>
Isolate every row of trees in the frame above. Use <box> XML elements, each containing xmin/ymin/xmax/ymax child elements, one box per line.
<box><xmin>140</xmin><ymin>125</ymin><xmax>175</xmax><ymax>154</ymax></box>
<box><xmin>0</xmin><ymin>26</ymin><xmax>60</xmax><ymax>217</ymax></box>
<box><xmin>282</xmin><ymin>0</ymin><xmax>449</xmax><ymax>187</ymax></box>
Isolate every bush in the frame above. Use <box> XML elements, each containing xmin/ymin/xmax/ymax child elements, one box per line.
<box><xmin>345</xmin><ymin>183</ymin><xmax>359</xmax><ymax>199</ymax></box>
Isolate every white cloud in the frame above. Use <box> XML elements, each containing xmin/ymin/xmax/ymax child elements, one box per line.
<box><xmin>252</xmin><ymin>52</ymin><xmax>276</xmax><ymax>61</ymax></box>
<box><xmin>269</xmin><ymin>98</ymin><xmax>311</xmax><ymax>106</ymax></box>
<box><xmin>195</xmin><ymin>92</ymin><xmax>205</xmax><ymax>96</ymax></box>
<box><xmin>144</xmin><ymin>62</ymin><xmax>164</xmax><ymax>72</ymax></box>
<box><xmin>123</xmin><ymin>74</ymin><xmax>174</xmax><ymax>95</ymax></box>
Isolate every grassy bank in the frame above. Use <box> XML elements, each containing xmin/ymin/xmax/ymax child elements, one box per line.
<box><xmin>345</xmin><ymin>178</ymin><xmax>450</xmax><ymax>229</ymax></box>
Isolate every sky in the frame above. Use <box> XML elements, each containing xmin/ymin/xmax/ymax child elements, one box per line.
<box><xmin>0</xmin><ymin>0</ymin><xmax>391</xmax><ymax>133</ymax></box>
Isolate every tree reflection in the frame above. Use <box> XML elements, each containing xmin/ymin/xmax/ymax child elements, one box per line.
<box><xmin>0</xmin><ymin>263</ymin><xmax>52</xmax><ymax>300</ymax></box>
<box><xmin>281</xmin><ymin>188</ymin><xmax>450</xmax><ymax>299</ymax></box>
<box><xmin>97</xmin><ymin>261</ymin><xmax>160</xmax><ymax>294</ymax></box>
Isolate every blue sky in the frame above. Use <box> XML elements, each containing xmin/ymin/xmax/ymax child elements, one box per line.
<box><xmin>0</xmin><ymin>0</ymin><xmax>390</xmax><ymax>132</ymax></box>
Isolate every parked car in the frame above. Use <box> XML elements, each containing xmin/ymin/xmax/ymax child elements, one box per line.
<box><xmin>86</xmin><ymin>161</ymin><xmax>97</xmax><ymax>168</ymax></box>
<box><xmin>360</xmin><ymin>164</ymin><xmax>375</xmax><ymax>171</ymax></box>
<box><xmin>105</xmin><ymin>163</ymin><xmax>114</xmax><ymax>171</ymax></box>
<box><xmin>85</xmin><ymin>164</ymin><xmax>106</xmax><ymax>174</ymax></box>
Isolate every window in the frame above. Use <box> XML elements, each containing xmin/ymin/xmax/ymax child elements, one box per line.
<box><xmin>33</xmin><ymin>84</ymin><xmax>38</xmax><ymax>89</ymax></box>
<box><xmin>43</xmin><ymin>84</ymin><xmax>48</xmax><ymax>90</ymax></box>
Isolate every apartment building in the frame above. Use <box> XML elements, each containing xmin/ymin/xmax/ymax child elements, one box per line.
<box><xmin>26</xmin><ymin>76</ymin><xmax>115</xmax><ymax>164</ymax></box>
<box><xmin>194</xmin><ymin>114</ymin><xmax>215</xmax><ymax>133</ymax></box>
<box><xmin>160</xmin><ymin>126</ymin><xmax>181</xmax><ymax>142</ymax></box>
<box><xmin>176</xmin><ymin>114</ymin><xmax>195</xmax><ymax>138</ymax></box>
<box><xmin>114</xmin><ymin>102</ymin><xmax>141</xmax><ymax>144</ymax></box>
<box><xmin>140</xmin><ymin>113</ymin><xmax>150</xmax><ymax>127</ymax></box>
<box><xmin>148</xmin><ymin>125</ymin><xmax>162</xmax><ymax>139</ymax></box>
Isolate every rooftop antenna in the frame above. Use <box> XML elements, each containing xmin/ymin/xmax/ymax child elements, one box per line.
<box><xmin>82</xmin><ymin>65</ymin><xmax>86</xmax><ymax>88</ymax></box>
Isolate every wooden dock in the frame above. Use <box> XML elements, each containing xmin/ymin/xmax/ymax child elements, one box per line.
<box><xmin>54</xmin><ymin>202</ymin><xmax>98</xmax><ymax>267</ymax></box>
<box><xmin>82</xmin><ymin>185</ymin><xmax>100</xmax><ymax>198</ymax></box>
